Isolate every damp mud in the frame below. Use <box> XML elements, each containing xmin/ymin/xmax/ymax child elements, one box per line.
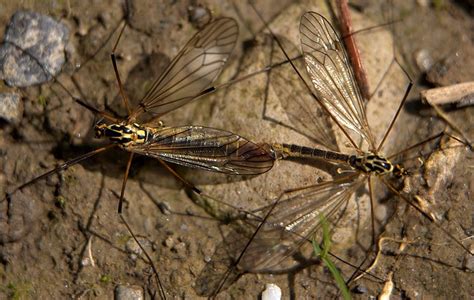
<box><xmin>0</xmin><ymin>0</ymin><xmax>473</xmax><ymax>299</ymax></box>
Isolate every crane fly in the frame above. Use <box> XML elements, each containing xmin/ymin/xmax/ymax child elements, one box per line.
<box><xmin>4</xmin><ymin>16</ymin><xmax>274</xmax><ymax>299</ymax></box>
<box><xmin>8</xmin><ymin>16</ymin><xmax>274</xmax><ymax>205</ymax></box>
<box><xmin>202</xmin><ymin>8</ymin><xmax>472</xmax><ymax>297</ymax></box>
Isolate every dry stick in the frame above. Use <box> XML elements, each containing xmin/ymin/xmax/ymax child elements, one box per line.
<box><xmin>429</xmin><ymin>104</ymin><xmax>473</xmax><ymax>149</ymax></box>
<box><xmin>420</xmin><ymin>82</ymin><xmax>474</xmax><ymax>148</ymax></box>
<box><xmin>421</xmin><ymin>81</ymin><xmax>474</xmax><ymax>106</ymax></box>
<box><xmin>336</xmin><ymin>0</ymin><xmax>370</xmax><ymax>101</ymax></box>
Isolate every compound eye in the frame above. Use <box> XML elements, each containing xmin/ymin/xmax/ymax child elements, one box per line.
<box><xmin>94</xmin><ymin>124</ymin><xmax>106</xmax><ymax>138</ymax></box>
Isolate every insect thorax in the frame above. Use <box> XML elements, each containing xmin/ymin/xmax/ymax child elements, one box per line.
<box><xmin>349</xmin><ymin>153</ymin><xmax>396</xmax><ymax>175</ymax></box>
<box><xmin>94</xmin><ymin>122</ymin><xmax>148</xmax><ymax>146</ymax></box>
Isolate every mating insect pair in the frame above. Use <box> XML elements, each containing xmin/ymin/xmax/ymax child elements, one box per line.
<box><xmin>3</xmin><ymin>2</ymin><xmax>472</xmax><ymax>299</ymax></box>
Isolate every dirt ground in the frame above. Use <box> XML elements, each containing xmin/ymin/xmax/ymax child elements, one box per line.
<box><xmin>0</xmin><ymin>0</ymin><xmax>473</xmax><ymax>299</ymax></box>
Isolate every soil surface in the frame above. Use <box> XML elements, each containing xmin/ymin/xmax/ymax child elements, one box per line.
<box><xmin>0</xmin><ymin>0</ymin><xmax>473</xmax><ymax>299</ymax></box>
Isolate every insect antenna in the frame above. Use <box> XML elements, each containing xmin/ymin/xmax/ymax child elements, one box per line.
<box><xmin>6</xmin><ymin>144</ymin><xmax>116</xmax><ymax>199</ymax></box>
<box><xmin>75</xmin><ymin>98</ymin><xmax>121</xmax><ymax>122</ymax></box>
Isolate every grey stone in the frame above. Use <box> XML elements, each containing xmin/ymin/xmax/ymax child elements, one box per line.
<box><xmin>0</xmin><ymin>11</ymin><xmax>69</xmax><ymax>87</ymax></box>
<box><xmin>114</xmin><ymin>285</ymin><xmax>143</xmax><ymax>300</ymax></box>
<box><xmin>0</xmin><ymin>93</ymin><xmax>22</xmax><ymax>123</ymax></box>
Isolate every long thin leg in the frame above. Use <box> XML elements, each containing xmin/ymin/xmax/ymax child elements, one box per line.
<box><xmin>110</xmin><ymin>21</ymin><xmax>132</xmax><ymax>116</ymax></box>
<box><xmin>118</xmin><ymin>152</ymin><xmax>134</xmax><ymax>214</ymax></box>
<box><xmin>345</xmin><ymin>175</ymin><xmax>378</xmax><ymax>284</ymax></box>
<box><xmin>157</xmin><ymin>159</ymin><xmax>201</xmax><ymax>194</ymax></box>
<box><xmin>375</xmin><ymin>0</ymin><xmax>415</xmax><ymax>153</ymax></box>
<box><xmin>376</xmin><ymin>81</ymin><xmax>413</xmax><ymax>153</ymax></box>
<box><xmin>116</xmin><ymin>152</ymin><xmax>166</xmax><ymax>299</ymax></box>
<box><xmin>211</xmin><ymin>173</ymin><xmax>371</xmax><ymax>296</ymax></box>
<box><xmin>430</xmin><ymin>104</ymin><xmax>473</xmax><ymax>149</ymax></box>
<box><xmin>119</xmin><ymin>214</ymin><xmax>167</xmax><ymax>300</ymax></box>
<box><xmin>211</xmin><ymin>192</ymin><xmax>284</xmax><ymax>298</ymax></box>
<box><xmin>387</xmin><ymin>131</ymin><xmax>467</xmax><ymax>161</ymax></box>
<box><xmin>368</xmin><ymin>175</ymin><xmax>376</xmax><ymax>248</ymax></box>
<box><xmin>381</xmin><ymin>178</ymin><xmax>472</xmax><ymax>255</ymax></box>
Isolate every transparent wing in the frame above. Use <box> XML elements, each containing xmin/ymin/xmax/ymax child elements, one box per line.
<box><xmin>238</xmin><ymin>175</ymin><xmax>365</xmax><ymax>272</ymax></box>
<box><xmin>129</xmin><ymin>18</ymin><xmax>239</xmax><ymax>120</ymax></box>
<box><xmin>300</xmin><ymin>12</ymin><xmax>375</xmax><ymax>148</ymax></box>
<box><xmin>127</xmin><ymin>126</ymin><xmax>274</xmax><ymax>175</ymax></box>
<box><xmin>269</xmin><ymin>34</ymin><xmax>339</xmax><ymax>151</ymax></box>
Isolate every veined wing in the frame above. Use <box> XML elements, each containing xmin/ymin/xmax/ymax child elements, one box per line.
<box><xmin>269</xmin><ymin>35</ymin><xmax>339</xmax><ymax>151</ymax></box>
<box><xmin>300</xmin><ymin>12</ymin><xmax>375</xmax><ymax>148</ymax></box>
<box><xmin>129</xmin><ymin>18</ymin><xmax>239</xmax><ymax>121</ymax></box>
<box><xmin>127</xmin><ymin>126</ymin><xmax>274</xmax><ymax>175</ymax></box>
<box><xmin>238</xmin><ymin>174</ymin><xmax>364</xmax><ymax>272</ymax></box>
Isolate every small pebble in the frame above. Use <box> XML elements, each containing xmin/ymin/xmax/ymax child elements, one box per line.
<box><xmin>172</xmin><ymin>241</ymin><xmax>186</xmax><ymax>256</ymax></box>
<box><xmin>114</xmin><ymin>285</ymin><xmax>143</xmax><ymax>300</ymax></box>
<box><xmin>188</xmin><ymin>5</ymin><xmax>211</xmax><ymax>29</ymax></box>
<box><xmin>164</xmin><ymin>236</ymin><xmax>174</xmax><ymax>248</ymax></box>
<box><xmin>81</xmin><ymin>257</ymin><xmax>91</xmax><ymax>267</ymax></box>
<box><xmin>0</xmin><ymin>11</ymin><xmax>69</xmax><ymax>87</ymax></box>
<box><xmin>157</xmin><ymin>201</ymin><xmax>171</xmax><ymax>215</ymax></box>
<box><xmin>414</xmin><ymin>49</ymin><xmax>434</xmax><ymax>73</ymax></box>
<box><xmin>0</xmin><ymin>93</ymin><xmax>22</xmax><ymax>123</ymax></box>
<box><xmin>352</xmin><ymin>284</ymin><xmax>368</xmax><ymax>294</ymax></box>
<box><xmin>125</xmin><ymin>237</ymin><xmax>150</xmax><ymax>261</ymax></box>
<box><xmin>416</xmin><ymin>0</ymin><xmax>430</xmax><ymax>7</ymax></box>
<box><xmin>261</xmin><ymin>283</ymin><xmax>281</xmax><ymax>300</ymax></box>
